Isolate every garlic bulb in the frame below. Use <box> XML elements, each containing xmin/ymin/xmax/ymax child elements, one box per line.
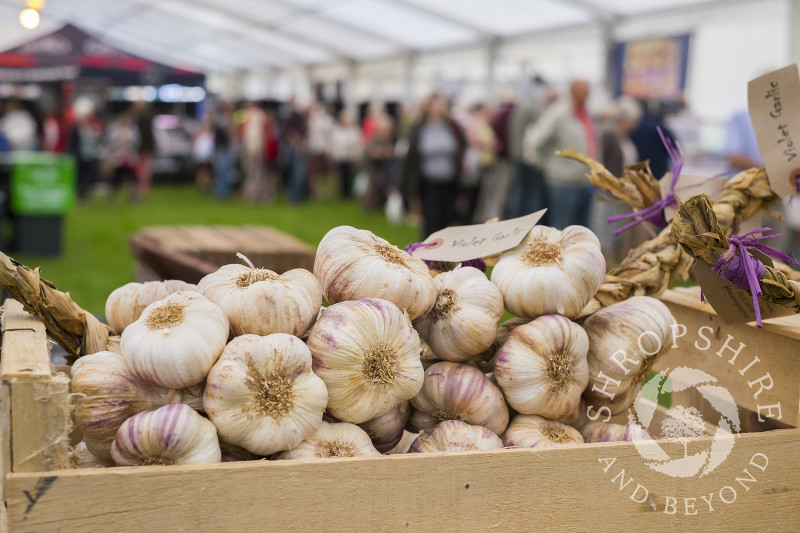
<box><xmin>306</xmin><ymin>298</ymin><xmax>424</xmax><ymax>423</ymax></box>
<box><xmin>69</xmin><ymin>442</ymin><xmax>113</xmax><ymax>469</ymax></box>
<box><xmin>121</xmin><ymin>291</ymin><xmax>229</xmax><ymax>388</ymax></box>
<box><xmin>490</xmin><ymin>225</ymin><xmax>605</xmax><ymax>319</ymax></box>
<box><xmin>409</xmin><ymin>361</ymin><xmax>509</xmax><ymax>435</ymax></box>
<box><xmin>580</xmin><ymin>421</ymin><xmax>654</xmax><ymax>443</ymax></box>
<box><xmin>358</xmin><ymin>401</ymin><xmax>410</xmax><ymax>453</ymax></box>
<box><xmin>198</xmin><ymin>256</ymin><xmax>322</xmax><ymax>337</ymax></box>
<box><xmin>274</xmin><ymin>421</ymin><xmax>380</xmax><ymax>460</ymax></box>
<box><xmin>502</xmin><ymin>414</ymin><xmax>584</xmax><ymax>448</ymax></box>
<box><xmin>313</xmin><ymin>226</ymin><xmax>436</xmax><ymax>320</ymax></box>
<box><xmin>413</xmin><ymin>267</ymin><xmax>504</xmax><ymax>362</ymax></box>
<box><xmin>105</xmin><ymin>280</ymin><xmax>196</xmax><ymax>334</ymax></box>
<box><xmin>111</xmin><ymin>403</ymin><xmax>221</xmax><ymax>466</ymax></box>
<box><xmin>409</xmin><ymin>420</ymin><xmax>503</xmax><ymax>453</ymax></box>
<box><xmin>71</xmin><ymin>351</ymin><xmax>204</xmax><ymax>460</ymax></box>
<box><xmin>203</xmin><ymin>333</ymin><xmax>328</xmax><ymax>456</ymax></box>
<box><xmin>494</xmin><ymin>315</ymin><xmax>589</xmax><ymax>419</ymax></box>
<box><xmin>582</xmin><ymin>296</ymin><xmax>675</xmax><ymax>415</ymax></box>
<box><xmin>557</xmin><ymin>398</ymin><xmax>591</xmax><ymax>430</ymax></box>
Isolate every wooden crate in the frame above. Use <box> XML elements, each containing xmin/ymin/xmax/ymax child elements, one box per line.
<box><xmin>1</xmin><ymin>292</ymin><xmax>799</xmax><ymax>532</ymax></box>
<box><xmin>129</xmin><ymin>225</ymin><xmax>316</xmax><ymax>283</ymax></box>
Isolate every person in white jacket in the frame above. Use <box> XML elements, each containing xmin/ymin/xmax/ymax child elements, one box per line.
<box><xmin>329</xmin><ymin>110</ymin><xmax>362</xmax><ymax>199</ymax></box>
<box><xmin>523</xmin><ymin>80</ymin><xmax>597</xmax><ymax>229</ymax></box>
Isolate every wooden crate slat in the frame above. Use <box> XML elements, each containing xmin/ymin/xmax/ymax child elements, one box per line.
<box><xmin>5</xmin><ymin>430</ymin><xmax>799</xmax><ymax>532</ymax></box>
<box><xmin>0</xmin><ymin>300</ymin><xmax>49</xmax><ymax>380</ymax></box>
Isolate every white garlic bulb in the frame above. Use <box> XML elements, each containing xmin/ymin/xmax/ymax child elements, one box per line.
<box><xmin>582</xmin><ymin>296</ymin><xmax>675</xmax><ymax>415</ymax></box>
<box><xmin>313</xmin><ymin>226</ymin><xmax>436</xmax><ymax>320</ymax></box>
<box><xmin>409</xmin><ymin>361</ymin><xmax>509</xmax><ymax>435</ymax></box>
<box><xmin>71</xmin><ymin>351</ymin><xmax>204</xmax><ymax>460</ymax></box>
<box><xmin>274</xmin><ymin>421</ymin><xmax>380</xmax><ymax>460</ymax></box>
<box><xmin>494</xmin><ymin>315</ymin><xmax>589</xmax><ymax>419</ymax></box>
<box><xmin>105</xmin><ymin>280</ymin><xmax>197</xmax><ymax>334</ymax></box>
<box><xmin>121</xmin><ymin>291</ymin><xmax>229</xmax><ymax>388</ymax></box>
<box><xmin>413</xmin><ymin>267</ymin><xmax>504</xmax><ymax>362</ymax></box>
<box><xmin>203</xmin><ymin>334</ymin><xmax>328</xmax><ymax>456</ymax></box>
<box><xmin>580</xmin><ymin>421</ymin><xmax>654</xmax><ymax>443</ymax></box>
<box><xmin>409</xmin><ymin>420</ymin><xmax>503</xmax><ymax>453</ymax></box>
<box><xmin>306</xmin><ymin>298</ymin><xmax>424</xmax><ymax>424</ymax></box>
<box><xmin>69</xmin><ymin>442</ymin><xmax>113</xmax><ymax>469</ymax></box>
<box><xmin>111</xmin><ymin>403</ymin><xmax>221</xmax><ymax>466</ymax></box>
<box><xmin>557</xmin><ymin>398</ymin><xmax>591</xmax><ymax>430</ymax></box>
<box><xmin>358</xmin><ymin>401</ymin><xmax>410</xmax><ymax>453</ymax></box>
<box><xmin>491</xmin><ymin>225</ymin><xmax>605</xmax><ymax>319</ymax></box>
<box><xmin>198</xmin><ymin>255</ymin><xmax>322</xmax><ymax>337</ymax></box>
<box><xmin>502</xmin><ymin>414</ymin><xmax>584</xmax><ymax>448</ymax></box>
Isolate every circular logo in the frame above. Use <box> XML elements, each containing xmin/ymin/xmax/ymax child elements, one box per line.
<box><xmin>629</xmin><ymin>366</ymin><xmax>741</xmax><ymax>478</ymax></box>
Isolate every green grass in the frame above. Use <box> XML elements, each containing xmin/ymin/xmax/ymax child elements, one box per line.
<box><xmin>14</xmin><ymin>185</ymin><xmax>421</xmax><ymax>317</ymax></box>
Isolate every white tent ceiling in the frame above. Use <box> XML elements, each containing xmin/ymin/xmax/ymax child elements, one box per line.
<box><xmin>0</xmin><ymin>0</ymin><xmax>766</xmax><ymax>73</ymax></box>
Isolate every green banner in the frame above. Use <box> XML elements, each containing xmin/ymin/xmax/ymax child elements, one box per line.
<box><xmin>10</xmin><ymin>152</ymin><xmax>76</xmax><ymax>215</ymax></box>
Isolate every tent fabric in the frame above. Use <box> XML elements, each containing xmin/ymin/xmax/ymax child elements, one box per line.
<box><xmin>0</xmin><ymin>24</ymin><xmax>205</xmax><ymax>85</ymax></box>
<box><xmin>0</xmin><ymin>0</ymin><xmax>726</xmax><ymax>73</ymax></box>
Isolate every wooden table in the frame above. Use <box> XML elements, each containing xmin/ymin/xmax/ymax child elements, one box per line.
<box><xmin>129</xmin><ymin>225</ymin><xmax>315</xmax><ymax>284</ymax></box>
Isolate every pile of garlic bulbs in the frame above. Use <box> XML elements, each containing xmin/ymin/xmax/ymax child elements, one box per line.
<box><xmin>71</xmin><ymin>224</ymin><xmax>673</xmax><ymax>468</ymax></box>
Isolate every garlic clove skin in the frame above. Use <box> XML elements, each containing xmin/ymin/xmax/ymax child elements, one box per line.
<box><xmin>69</xmin><ymin>442</ymin><xmax>114</xmax><ymax>469</ymax></box>
<box><xmin>273</xmin><ymin>421</ymin><xmax>380</xmax><ymax>460</ymax></box>
<box><xmin>203</xmin><ymin>333</ymin><xmax>328</xmax><ymax>456</ymax></box>
<box><xmin>120</xmin><ymin>291</ymin><xmax>229</xmax><ymax>389</ymax></box>
<box><xmin>502</xmin><ymin>414</ymin><xmax>584</xmax><ymax>448</ymax></box>
<box><xmin>490</xmin><ymin>225</ymin><xmax>605</xmax><ymax>319</ymax></box>
<box><xmin>313</xmin><ymin>226</ymin><xmax>436</xmax><ymax>320</ymax></box>
<box><xmin>582</xmin><ymin>296</ymin><xmax>675</xmax><ymax>415</ymax></box>
<box><xmin>409</xmin><ymin>361</ymin><xmax>509</xmax><ymax>436</ymax></box>
<box><xmin>408</xmin><ymin>420</ymin><xmax>503</xmax><ymax>453</ymax></box>
<box><xmin>386</xmin><ymin>430</ymin><xmax>419</xmax><ymax>455</ymax></box>
<box><xmin>307</xmin><ymin>298</ymin><xmax>424</xmax><ymax>424</ymax></box>
<box><xmin>198</xmin><ymin>264</ymin><xmax>322</xmax><ymax>338</ymax></box>
<box><xmin>494</xmin><ymin>315</ymin><xmax>589</xmax><ymax>419</ymax></box>
<box><xmin>111</xmin><ymin>403</ymin><xmax>221</xmax><ymax>466</ymax></box>
<box><xmin>105</xmin><ymin>280</ymin><xmax>196</xmax><ymax>335</ymax></box>
<box><xmin>358</xmin><ymin>401</ymin><xmax>410</xmax><ymax>453</ymax></box>
<box><xmin>413</xmin><ymin>267</ymin><xmax>504</xmax><ymax>362</ymax></box>
<box><xmin>580</xmin><ymin>421</ymin><xmax>655</xmax><ymax>443</ymax></box>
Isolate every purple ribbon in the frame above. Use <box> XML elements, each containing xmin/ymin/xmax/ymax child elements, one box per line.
<box><xmin>405</xmin><ymin>242</ymin><xmax>486</xmax><ymax>272</ymax></box>
<box><xmin>608</xmin><ymin>127</ymin><xmax>683</xmax><ymax>236</ymax></box>
<box><xmin>711</xmin><ymin>227</ymin><xmax>800</xmax><ymax>327</ymax></box>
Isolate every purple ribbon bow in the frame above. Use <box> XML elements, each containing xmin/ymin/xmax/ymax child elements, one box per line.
<box><xmin>608</xmin><ymin>127</ymin><xmax>682</xmax><ymax>236</ymax></box>
<box><xmin>405</xmin><ymin>242</ymin><xmax>486</xmax><ymax>272</ymax></box>
<box><xmin>711</xmin><ymin>227</ymin><xmax>800</xmax><ymax>327</ymax></box>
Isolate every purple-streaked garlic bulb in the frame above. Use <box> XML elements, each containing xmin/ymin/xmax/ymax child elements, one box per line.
<box><xmin>358</xmin><ymin>401</ymin><xmax>410</xmax><ymax>453</ymax></box>
<box><xmin>490</xmin><ymin>225</ymin><xmax>605</xmax><ymax>319</ymax></box>
<box><xmin>494</xmin><ymin>315</ymin><xmax>589</xmax><ymax>419</ymax></box>
<box><xmin>71</xmin><ymin>351</ymin><xmax>204</xmax><ymax>460</ymax></box>
<box><xmin>306</xmin><ymin>298</ymin><xmax>424</xmax><ymax>424</ymax></box>
<box><xmin>273</xmin><ymin>421</ymin><xmax>380</xmax><ymax>460</ymax></box>
<box><xmin>111</xmin><ymin>403</ymin><xmax>221</xmax><ymax>466</ymax></box>
<box><xmin>466</xmin><ymin>317</ymin><xmax>531</xmax><ymax>373</ymax></box>
<box><xmin>502</xmin><ymin>414</ymin><xmax>584</xmax><ymax>448</ymax></box>
<box><xmin>198</xmin><ymin>255</ymin><xmax>322</xmax><ymax>337</ymax></box>
<box><xmin>409</xmin><ymin>420</ymin><xmax>503</xmax><ymax>453</ymax></box>
<box><xmin>203</xmin><ymin>333</ymin><xmax>328</xmax><ymax>456</ymax></box>
<box><xmin>582</xmin><ymin>296</ymin><xmax>675</xmax><ymax>415</ymax></box>
<box><xmin>580</xmin><ymin>422</ymin><xmax>655</xmax><ymax>443</ymax></box>
<box><xmin>413</xmin><ymin>267</ymin><xmax>504</xmax><ymax>362</ymax></box>
<box><xmin>409</xmin><ymin>361</ymin><xmax>509</xmax><ymax>436</ymax></box>
<box><xmin>313</xmin><ymin>226</ymin><xmax>436</xmax><ymax>320</ymax></box>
